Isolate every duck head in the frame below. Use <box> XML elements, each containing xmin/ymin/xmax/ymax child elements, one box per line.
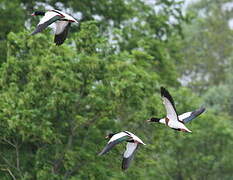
<box><xmin>105</xmin><ymin>133</ymin><xmax>116</xmax><ymax>139</ymax></box>
<box><xmin>147</xmin><ymin>117</ymin><xmax>160</xmax><ymax>123</ymax></box>
<box><xmin>31</xmin><ymin>11</ymin><xmax>45</xmax><ymax>16</ymax></box>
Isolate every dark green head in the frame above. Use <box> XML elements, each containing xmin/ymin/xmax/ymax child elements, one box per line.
<box><xmin>31</xmin><ymin>11</ymin><xmax>45</xmax><ymax>16</ymax></box>
<box><xmin>147</xmin><ymin>117</ymin><xmax>160</xmax><ymax>122</ymax></box>
<box><xmin>105</xmin><ymin>133</ymin><xmax>116</xmax><ymax>139</ymax></box>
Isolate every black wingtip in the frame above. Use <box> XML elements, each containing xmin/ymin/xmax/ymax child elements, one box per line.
<box><xmin>160</xmin><ymin>87</ymin><xmax>171</xmax><ymax>98</ymax></box>
<box><xmin>199</xmin><ymin>107</ymin><xmax>206</xmax><ymax>113</ymax></box>
<box><xmin>190</xmin><ymin>106</ymin><xmax>206</xmax><ymax>119</ymax></box>
<box><xmin>195</xmin><ymin>107</ymin><xmax>206</xmax><ymax>116</ymax></box>
<box><xmin>160</xmin><ymin>86</ymin><xmax>175</xmax><ymax>104</ymax></box>
<box><xmin>98</xmin><ymin>149</ymin><xmax>106</xmax><ymax>156</ymax></box>
<box><xmin>54</xmin><ymin>36</ymin><xmax>65</xmax><ymax>45</ymax></box>
<box><xmin>122</xmin><ymin>158</ymin><xmax>129</xmax><ymax>171</ymax></box>
<box><xmin>160</xmin><ymin>87</ymin><xmax>166</xmax><ymax>95</ymax></box>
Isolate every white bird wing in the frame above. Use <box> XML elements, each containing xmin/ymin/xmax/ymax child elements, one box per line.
<box><xmin>98</xmin><ymin>132</ymin><xmax>130</xmax><ymax>156</ymax></box>
<box><xmin>124</xmin><ymin>131</ymin><xmax>146</xmax><ymax>145</ymax></box>
<box><xmin>161</xmin><ymin>87</ymin><xmax>179</xmax><ymax>122</ymax></box>
<box><xmin>54</xmin><ymin>21</ymin><xmax>70</xmax><ymax>45</ymax></box>
<box><xmin>55</xmin><ymin>21</ymin><xmax>69</xmax><ymax>35</ymax></box>
<box><xmin>108</xmin><ymin>132</ymin><xmax>129</xmax><ymax>143</ymax></box>
<box><xmin>122</xmin><ymin>142</ymin><xmax>139</xmax><ymax>170</ymax></box>
<box><xmin>52</xmin><ymin>9</ymin><xmax>78</xmax><ymax>23</ymax></box>
<box><xmin>31</xmin><ymin>11</ymin><xmax>62</xmax><ymax>35</ymax></box>
<box><xmin>179</xmin><ymin>107</ymin><xmax>206</xmax><ymax>124</ymax></box>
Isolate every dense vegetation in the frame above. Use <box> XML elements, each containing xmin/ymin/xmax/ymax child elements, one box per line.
<box><xmin>0</xmin><ymin>0</ymin><xmax>233</xmax><ymax>179</ymax></box>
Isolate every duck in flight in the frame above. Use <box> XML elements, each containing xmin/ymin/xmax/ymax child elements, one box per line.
<box><xmin>147</xmin><ymin>87</ymin><xmax>205</xmax><ymax>132</ymax></box>
<box><xmin>99</xmin><ymin>131</ymin><xmax>145</xmax><ymax>170</ymax></box>
<box><xmin>31</xmin><ymin>9</ymin><xmax>78</xmax><ymax>45</ymax></box>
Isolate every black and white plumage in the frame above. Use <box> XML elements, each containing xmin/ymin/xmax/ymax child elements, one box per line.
<box><xmin>147</xmin><ymin>87</ymin><xmax>205</xmax><ymax>132</ymax></box>
<box><xmin>31</xmin><ymin>10</ymin><xmax>78</xmax><ymax>45</ymax></box>
<box><xmin>178</xmin><ymin>107</ymin><xmax>205</xmax><ymax>124</ymax></box>
<box><xmin>98</xmin><ymin>132</ymin><xmax>130</xmax><ymax>156</ymax></box>
<box><xmin>98</xmin><ymin>131</ymin><xmax>145</xmax><ymax>170</ymax></box>
<box><xmin>122</xmin><ymin>142</ymin><xmax>139</xmax><ymax>170</ymax></box>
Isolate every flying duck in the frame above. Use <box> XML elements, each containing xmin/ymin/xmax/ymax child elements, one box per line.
<box><xmin>147</xmin><ymin>87</ymin><xmax>205</xmax><ymax>132</ymax></box>
<box><xmin>98</xmin><ymin>131</ymin><xmax>145</xmax><ymax>170</ymax></box>
<box><xmin>31</xmin><ymin>10</ymin><xmax>78</xmax><ymax>45</ymax></box>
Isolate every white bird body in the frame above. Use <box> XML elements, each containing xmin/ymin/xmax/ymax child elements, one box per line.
<box><xmin>148</xmin><ymin>87</ymin><xmax>205</xmax><ymax>132</ymax></box>
<box><xmin>159</xmin><ymin>118</ymin><xmax>191</xmax><ymax>132</ymax></box>
<box><xmin>167</xmin><ymin>120</ymin><xmax>191</xmax><ymax>132</ymax></box>
<box><xmin>159</xmin><ymin>117</ymin><xmax>192</xmax><ymax>132</ymax></box>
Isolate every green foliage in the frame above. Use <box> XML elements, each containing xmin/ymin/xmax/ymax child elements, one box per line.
<box><xmin>0</xmin><ymin>0</ymin><xmax>26</xmax><ymax>63</ymax></box>
<box><xmin>179</xmin><ymin>0</ymin><xmax>233</xmax><ymax>91</ymax></box>
<box><xmin>0</xmin><ymin>21</ymin><xmax>163</xmax><ymax>179</ymax></box>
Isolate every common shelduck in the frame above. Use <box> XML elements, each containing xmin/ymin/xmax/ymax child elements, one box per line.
<box><xmin>31</xmin><ymin>10</ymin><xmax>78</xmax><ymax>45</ymax></box>
<box><xmin>147</xmin><ymin>87</ymin><xmax>205</xmax><ymax>132</ymax></box>
<box><xmin>99</xmin><ymin>131</ymin><xmax>145</xmax><ymax>170</ymax></box>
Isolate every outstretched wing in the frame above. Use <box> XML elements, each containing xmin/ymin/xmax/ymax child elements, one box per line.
<box><xmin>124</xmin><ymin>131</ymin><xmax>146</xmax><ymax>145</ymax></box>
<box><xmin>31</xmin><ymin>11</ymin><xmax>62</xmax><ymax>35</ymax></box>
<box><xmin>161</xmin><ymin>87</ymin><xmax>179</xmax><ymax>122</ymax></box>
<box><xmin>52</xmin><ymin>9</ymin><xmax>78</xmax><ymax>23</ymax></box>
<box><xmin>179</xmin><ymin>107</ymin><xmax>206</xmax><ymax>124</ymax></box>
<box><xmin>54</xmin><ymin>21</ymin><xmax>70</xmax><ymax>45</ymax></box>
<box><xmin>122</xmin><ymin>142</ymin><xmax>139</xmax><ymax>170</ymax></box>
<box><xmin>98</xmin><ymin>132</ymin><xmax>130</xmax><ymax>156</ymax></box>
